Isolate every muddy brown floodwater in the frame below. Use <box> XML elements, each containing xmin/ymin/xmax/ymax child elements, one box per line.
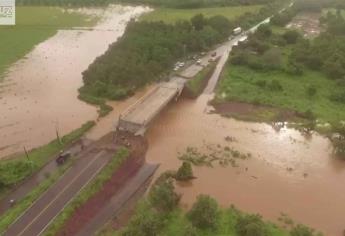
<box><xmin>143</xmin><ymin>94</ymin><xmax>345</xmax><ymax>236</ymax></box>
<box><xmin>0</xmin><ymin>5</ymin><xmax>151</xmax><ymax>159</ymax></box>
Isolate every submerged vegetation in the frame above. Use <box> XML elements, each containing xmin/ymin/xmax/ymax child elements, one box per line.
<box><xmin>0</xmin><ymin>6</ymin><xmax>96</xmax><ymax>79</ymax></box>
<box><xmin>178</xmin><ymin>144</ymin><xmax>251</xmax><ymax>168</ymax></box>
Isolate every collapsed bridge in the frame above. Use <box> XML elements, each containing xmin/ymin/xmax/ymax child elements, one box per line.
<box><xmin>117</xmin><ymin>77</ymin><xmax>186</xmax><ymax>135</ymax></box>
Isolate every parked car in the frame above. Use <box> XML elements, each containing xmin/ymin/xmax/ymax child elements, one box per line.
<box><xmin>211</xmin><ymin>52</ymin><xmax>217</xmax><ymax>57</ymax></box>
<box><xmin>196</xmin><ymin>59</ymin><xmax>202</xmax><ymax>65</ymax></box>
<box><xmin>56</xmin><ymin>151</ymin><xmax>71</xmax><ymax>165</ymax></box>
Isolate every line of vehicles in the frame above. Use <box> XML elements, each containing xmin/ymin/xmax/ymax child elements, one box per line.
<box><xmin>173</xmin><ymin>26</ymin><xmax>243</xmax><ymax>72</ymax></box>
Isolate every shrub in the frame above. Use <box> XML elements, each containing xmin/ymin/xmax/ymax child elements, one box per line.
<box><xmin>230</xmin><ymin>51</ymin><xmax>250</xmax><ymax>66</ymax></box>
<box><xmin>285</xmin><ymin>60</ymin><xmax>304</xmax><ymax>75</ymax></box>
<box><xmin>300</xmin><ymin>109</ymin><xmax>315</xmax><ymax>120</ymax></box>
<box><xmin>187</xmin><ymin>195</ymin><xmax>220</xmax><ymax>229</ymax></box>
<box><xmin>262</xmin><ymin>48</ymin><xmax>282</xmax><ymax>70</ymax></box>
<box><xmin>175</xmin><ymin>162</ymin><xmax>194</xmax><ymax>181</ymax></box>
<box><xmin>183</xmin><ymin>224</ymin><xmax>198</xmax><ymax>236</ymax></box>
<box><xmin>290</xmin><ymin>224</ymin><xmax>317</xmax><ymax>236</ymax></box>
<box><xmin>0</xmin><ymin>161</ymin><xmax>34</xmax><ymax>188</ymax></box>
<box><xmin>255</xmin><ymin>24</ymin><xmax>272</xmax><ymax>39</ymax></box>
<box><xmin>236</xmin><ymin>214</ymin><xmax>269</xmax><ymax>236</ymax></box>
<box><xmin>122</xmin><ymin>205</ymin><xmax>163</xmax><ymax>236</ymax></box>
<box><xmin>329</xmin><ymin>91</ymin><xmax>345</xmax><ymax>104</ymax></box>
<box><xmin>149</xmin><ymin>178</ymin><xmax>180</xmax><ymax>212</ymax></box>
<box><xmin>255</xmin><ymin>80</ymin><xmax>267</xmax><ymax>88</ymax></box>
<box><xmin>306</xmin><ymin>86</ymin><xmax>317</xmax><ymax>97</ymax></box>
<box><xmin>268</xmin><ymin>80</ymin><xmax>283</xmax><ymax>91</ymax></box>
<box><xmin>283</xmin><ymin>30</ymin><xmax>300</xmax><ymax>44</ymax></box>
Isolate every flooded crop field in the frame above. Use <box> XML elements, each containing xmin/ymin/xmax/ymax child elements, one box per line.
<box><xmin>0</xmin><ymin>5</ymin><xmax>150</xmax><ymax>159</ymax></box>
<box><xmin>1</xmin><ymin>4</ymin><xmax>345</xmax><ymax>236</ymax></box>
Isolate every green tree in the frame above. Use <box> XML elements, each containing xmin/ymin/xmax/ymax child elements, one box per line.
<box><xmin>290</xmin><ymin>224</ymin><xmax>317</xmax><ymax>236</ymax></box>
<box><xmin>175</xmin><ymin>161</ymin><xmax>194</xmax><ymax>181</ymax></box>
<box><xmin>283</xmin><ymin>30</ymin><xmax>300</xmax><ymax>44</ymax></box>
<box><xmin>187</xmin><ymin>195</ymin><xmax>220</xmax><ymax>229</ymax></box>
<box><xmin>122</xmin><ymin>206</ymin><xmax>162</xmax><ymax>236</ymax></box>
<box><xmin>236</xmin><ymin>214</ymin><xmax>269</xmax><ymax>236</ymax></box>
<box><xmin>208</xmin><ymin>15</ymin><xmax>232</xmax><ymax>37</ymax></box>
<box><xmin>149</xmin><ymin>178</ymin><xmax>180</xmax><ymax>212</ymax></box>
<box><xmin>191</xmin><ymin>14</ymin><xmax>206</xmax><ymax>31</ymax></box>
<box><xmin>255</xmin><ymin>24</ymin><xmax>272</xmax><ymax>39</ymax></box>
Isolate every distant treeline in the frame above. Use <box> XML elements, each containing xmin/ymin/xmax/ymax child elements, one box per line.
<box><xmin>79</xmin><ymin>2</ymin><xmax>283</xmax><ymax>101</ymax></box>
<box><xmin>17</xmin><ymin>0</ymin><xmax>280</xmax><ymax>8</ymax></box>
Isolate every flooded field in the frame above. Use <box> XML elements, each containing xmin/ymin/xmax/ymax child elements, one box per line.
<box><xmin>287</xmin><ymin>12</ymin><xmax>321</xmax><ymax>38</ymax></box>
<box><xmin>0</xmin><ymin>5</ymin><xmax>150</xmax><ymax>158</ymax></box>
<box><xmin>1</xmin><ymin>4</ymin><xmax>344</xmax><ymax>235</ymax></box>
<box><xmin>145</xmin><ymin>94</ymin><xmax>345</xmax><ymax>236</ymax></box>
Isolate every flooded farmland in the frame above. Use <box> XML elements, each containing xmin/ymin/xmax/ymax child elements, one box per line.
<box><xmin>0</xmin><ymin>5</ymin><xmax>150</xmax><ymax>159</ymax></box>
<box><xmin>1</xmin><ymin>4</ymin><xmax>344</xmax><ymax>236</ymax></box>
<box><xmin>145</xmin><ymin>94</ymin><xmax>345</xmax><ymax>236</ymax></box>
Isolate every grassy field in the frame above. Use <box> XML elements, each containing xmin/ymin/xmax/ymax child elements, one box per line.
<box><xmin>216</xmin><ymin>65</ymin><xmax>345</xmax><ymax>126</ymax></box>
<box><xmin>0</xmin><ymin>6</ymin><xmax>96</xmax><ymax>79</ymax></box>
<box><xmin>140</xmin><ymin>5</ymin><xmax>263</xmax><ymax>23</ymax></box>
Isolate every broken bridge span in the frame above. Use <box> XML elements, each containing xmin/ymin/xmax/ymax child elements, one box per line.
<box><xmin>117</xmin><ymin>77</ymin><xmax>186</xmax><ymax>135</ymax></box>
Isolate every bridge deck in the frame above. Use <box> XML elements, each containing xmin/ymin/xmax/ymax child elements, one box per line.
<box><xmin>123</xmin><ymin>85</ymin><xmax>178</xmax><ymax>125</ymax></box>
<box><xmin>120</xmin><ymin>78</ymin><xmax>186</xmax><ymax>133</ymax></box>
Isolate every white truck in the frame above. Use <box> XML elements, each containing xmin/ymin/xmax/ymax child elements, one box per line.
<box><xmin>233</xmin><ymin>27</ymin><xmax>242</xmax><ymax>35</ymax></box>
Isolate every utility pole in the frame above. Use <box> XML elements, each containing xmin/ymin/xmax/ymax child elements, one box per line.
<box><xmin>23</xmin><ymin>146</ymin><xmax>30</xmax><ymax>162</ymax></box>
<box><xmin>55</xmin><ymin>120</ymin><xmax>62</xmax><ymax>145</ymax></box>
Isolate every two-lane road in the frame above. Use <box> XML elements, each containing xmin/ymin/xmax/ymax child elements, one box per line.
<box><xmin>4</xmin><ymin>150</ymin><xmax>110</xmax><ymax>236</ymax></box>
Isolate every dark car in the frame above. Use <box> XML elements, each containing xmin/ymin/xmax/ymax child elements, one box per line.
<box><xmin>56</xmin><ymin>151</ymin><xmax>71</xmax><ymax>165</ymax></box>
